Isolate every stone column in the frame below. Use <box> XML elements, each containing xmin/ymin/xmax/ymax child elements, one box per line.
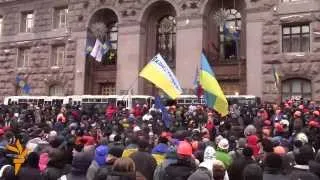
<box><xmin>73</xmin><ymin>32</ymin><xmax>86</xmax><ymax>95</ymax></box>
<box><xmin>116</xmin><ymin>24</ymin><xmax>141</xmax><ymax>94</ymax></box>
<box><xmin>246</xmin><ymin>13</ymin><xmax>265</xmax><ymax>98</ymax></box>
<box><xmin>175</xmin><ymin>16</ymin><xmax>204</xmax><ymax>93</ymax></box>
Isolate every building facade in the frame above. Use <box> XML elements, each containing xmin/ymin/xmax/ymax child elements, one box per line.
<box><xmin>0</xmin><ymin>0</ymin><xmax>319</xmax><ymax>102</ymax></box>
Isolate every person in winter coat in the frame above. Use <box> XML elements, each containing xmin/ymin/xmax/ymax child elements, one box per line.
<box><xmin>153</xmin><ymin>146</ymin><xmax>178</xmax><ymax>180</ymax></box>
<box><xmin>60</xmin><ymin>152</ymin><xmax>92</xmax><ymax>180</ymax></box>
<box><xmin>188</xmin><ymin>145</ymin><xmax>229</xmax><ymax>180</ymax></box>
<box><xmin>86</xmin><ymin>145</ymin><xmax>109</xmax><ymax>180</ymax></box>
<box><xmin>94</xmin><ymin>147</ymin><xmax>124</xmax><ymax>180</ymax></box>
<box><xmin>104</xmin><ymin>157</ymin><xmax>146</xmax><ymax>180</ymax></box>
<box><xmin>242</xmin><ymin>163</ymin><xmax>263</xmax><ymax>180</ymax></box>
<box><xmin>130</xmin><ymin>139</ymin><xmax>157</xmax><ymax>180</ymax></box>
<box><xmin>228</xmin><ymin>147</ymin><xmax>255</xmax><ymax>180</ymax></box>
<box><xmin>216</xmin><ymin>138</ymin><xmax>232</xmax><ymax>168</ymax></box>
<box><xmin>152</xmin><ymin>136</ymin><xmax>169</xmax><ymax>165</ymax></box>
<box><xmin>263</xmin><ymin>153</ymin><xmax>289</xmax><ymax>180</ymax></box>
<box><xmin>17</xmin><ymin>152</ymin><xmax>42</xmax><ymax>180</ymax></box>
<box><xmin>309</xmin><ymin>150</ymin><xmax>320</xmax><ymax>178</ymax></box>
<box><xmin>188</xmin><ymin>146</ymin><xmax>215</xmax><ymax>180</ymax></box>
<box><xmin>289</xmin><ymin>145</ymin><xmax>319</xmax><ymax>180</ymax></box>
<box><xmin>213</xmin><ymin>160</ymin><xmax>227</xmax><ymax>180</ymax></box>
<box><xmin>246</xmin><ymin>135</ymin><xmax>260</xmax><ymax>158</ymax></box>
<box><xmin>43</xmin><ymin>149</ymin><xmax>70</xmax><ymax>180</ymax></box>
<box><xmin>163</xmin><ymin>141</ymin><xmax>196</xmax><ymax>180</ymax></box>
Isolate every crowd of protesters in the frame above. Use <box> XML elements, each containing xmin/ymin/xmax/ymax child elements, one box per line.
<box><xmin>0</xmin><ymin>98</ymin><xmax>318</xmax><ymax>180</ymax></box>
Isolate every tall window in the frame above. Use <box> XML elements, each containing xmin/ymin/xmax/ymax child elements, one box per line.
<box><xmin>282</xmin><ymin>25</ymin><xmax>310</xmax><ymax>53</ymax></box>
<box><xmin>100</xmin><ymin>83</ymin><xmax>115</xmax><ymax>95</ymax></box>
<box><xmin>51</xmin><ymin>45</ymin><xmax>65</xmax><ymax>67</ymax></box>
<box><xmin>219</xmin><ymin>9</ymin><xmax>241</xmax><ymax>61</ymax></box>
<box><xmin>282</xmin><ymin>78</ymin><xmax>311</xmax><ymax>101</ymax></box>
<box><xmin>21</xmin><ymin>12</ymin><xmax>33</xmax><ymax>33</ymax></box>
<box><xmin>49</xmin><ymin>85</ymin><xmax>64</xmax><ymax>96</ymax></box>
<box><xmin>157</xmin><ymin>16</ymin><xmax>176</xmax><ymax>67</ymax></box>
<box><xmin>0</xmin><ymin>16</ymin><xmax>3</xmax><ymax>36</ymax></box>
<box><xmin>54</xmin><ymin>7</ymin><xmax>68</xmax><ymax>29</ymax></box>
<box><xmin>104</xmin><ymin>22</ymin><xmax>118</xmax><ymax>64</ymax></box>
<box><xmin>18</xmin><ymin>47</ymin><xmax>30</xmax><ymax>68</ymax></box>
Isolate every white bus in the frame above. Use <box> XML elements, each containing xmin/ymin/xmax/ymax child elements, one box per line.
<box><xmin>4</xmin><ymin>95</ymin><xmax>155</xmax><ymax>110</ymax></box>
<box><xmin>3</xmin><ymin>96</ymin><xmax>67</xmax><ymax>106</ymax></box>
<box><xmin>175</xmin><ymin>95</ymin><xmax>261</xmax><ymax>107</ymax></box>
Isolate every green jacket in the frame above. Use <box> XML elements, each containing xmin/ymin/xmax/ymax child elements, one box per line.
<box><xmin>216</xmin><ymin>150</ymin><xmax>232</xmax><ymax>168</ymax></box>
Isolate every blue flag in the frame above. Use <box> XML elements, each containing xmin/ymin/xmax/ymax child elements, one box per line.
<box><xmin>154</xmin><ymin>96</ymin><xmax>171</xmax><ymax>128</ymax></box>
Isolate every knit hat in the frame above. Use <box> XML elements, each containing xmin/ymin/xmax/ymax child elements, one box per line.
<box><xmin>218</xmin><ymin>138</ymin><xmax>229</xmax><ymax>150</ymax></box>
<box><xmin>244</xmin><ymin>125</ymin><xmax>257</xmax><ymax>136</ymax></box>
<box><xmin>95</xmin><ymin>145</ymin><xmax>109</xmax><ymax>166</ymax></box>
<box><xmin>108</xmin><ymin>147</ymin><xmax>123</xmax><ymax>158</ymax></box>
<box><xmin>295</xmin><ymin>133</ymin><xmax>308</xmax><ymax>145</ymax></box>
<box><xmin>177</xmin><ymin>141</ymin><xmax>193</xmax><ymax>156</ymax></box>
<box><xmin>273</xmin><ymin>146</ymin><xmax>286</xmax><ymax>156</ymax></box>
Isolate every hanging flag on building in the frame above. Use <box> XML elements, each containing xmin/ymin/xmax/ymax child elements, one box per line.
<box><xmin>272</xmin><ymin>64</ymin><xmax>280</xmax><ymax>89</ymax></box>
<box><xmin>90</xmin><ymin>39</ymin><xmax>111</xmax><ymax>62</ymax></box>
<box><xmin>223</xmin><ymin>24</ymin><xmax>240</xmax><ymax>41</ymax></box>
<box><xmin>90</xmin><ymin>39</ymin><xmax>103</xmax><ymax>62</ymax></box>
<box><xmin>139</xmin><ymin>54</ymin><xmax>182</xmax><ymax>99</ymax></box>
<box><xmin>193</xmin><ymin>65</ymin><xmax>203</xmax><ymax>99</ymax></box>
<box><xmin>16</xmin><ymin>75</ymin><xmax>31</xmax><ymax>95</ymax></box>
<box><xmin>199</xmin><ymin>53</ymin><xmax>228</xmax><ymax>117</ymax></box>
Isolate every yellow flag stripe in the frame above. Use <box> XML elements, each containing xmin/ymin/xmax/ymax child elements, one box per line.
<box><xmin>200</xmin><ymin>71</ymin><xmax>228</xmax><ymax>116</ymax></box>
<box><xmin>139</xmin><ymin>63</ymin><xmax>181</xmax><ymax>99</ymax></box>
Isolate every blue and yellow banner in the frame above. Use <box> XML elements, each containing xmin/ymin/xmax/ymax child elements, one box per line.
<box><xmin>139</xmin><ymin>54</ymin><xmax>182</xmax><ymax>99</ymax></box>
<box><xmin>199</xmin><ymin>53</ymin><xmax>228</xmax><ymax>116</ymax></box>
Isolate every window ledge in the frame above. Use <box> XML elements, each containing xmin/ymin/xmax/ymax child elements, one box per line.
<box><xmin>282</xmin><ymin>52</ymin><xmax>308</xmax><ymax>56</ymax></box>
<box><xmin>50</xmin><ymin>66</ymin><xmax>61</xmax><ymax>69</ymax></box>
<box><xmin>17</xmin><ymin>67</ymin><xmax>28</xmax><ymax>70</ymax></box>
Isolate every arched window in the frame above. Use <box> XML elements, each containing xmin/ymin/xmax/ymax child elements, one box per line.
<box><xmin>219</xmin><ymin>9</ymin><xmax>241</xmax><ymax>61</ymax></box>
<box><xmin>157</xmin><ymin>15</ymin><xmax>176</xmax><ymax>67</ymax></box>
<box><xmin>104</xmin><ymin>22</ymin><xmax>118</xmax><ymax>65</ymax></box>
<box><xmin>282</xmin><ymin>78</ymin><xmax>311</xmax><ymax>101</ymax></box>
<box><xmin>49</xmin><ymin>85</ymin><xmax>64</xmax><ymax>96</ymax></box>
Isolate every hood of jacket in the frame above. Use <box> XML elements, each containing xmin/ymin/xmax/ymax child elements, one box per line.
<box><xmin>199</xmin><ymin>146</ymin><xmax>216</xmax><ymax>173</ymax></box>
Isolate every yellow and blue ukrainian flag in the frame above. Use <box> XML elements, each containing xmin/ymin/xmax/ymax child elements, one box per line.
<box><xmin>139</xmin><ymin>54</ymin><xmax>182</xmax><ymax>99</ymax></box>
<box><xmin>199</xmin><ymin>53</ymin><xmax>228</xmax><ymax>116</ymax></box>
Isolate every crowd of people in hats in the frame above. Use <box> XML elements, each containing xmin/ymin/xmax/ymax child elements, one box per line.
<box><xmin>0</xmin><ymin>98</ymin><xmax>318</xmax><ymax>180</ymax></box>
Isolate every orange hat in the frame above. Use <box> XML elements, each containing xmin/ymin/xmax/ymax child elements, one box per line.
<box><xmin>177</xmin><ymin>141</ymin><xmax>193</xmax><ymax>156</ymax></box>
<box><xmin>274</xmin><ymin>146</ymin><xmax>286</xmax><ymax>156</ymax></box>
